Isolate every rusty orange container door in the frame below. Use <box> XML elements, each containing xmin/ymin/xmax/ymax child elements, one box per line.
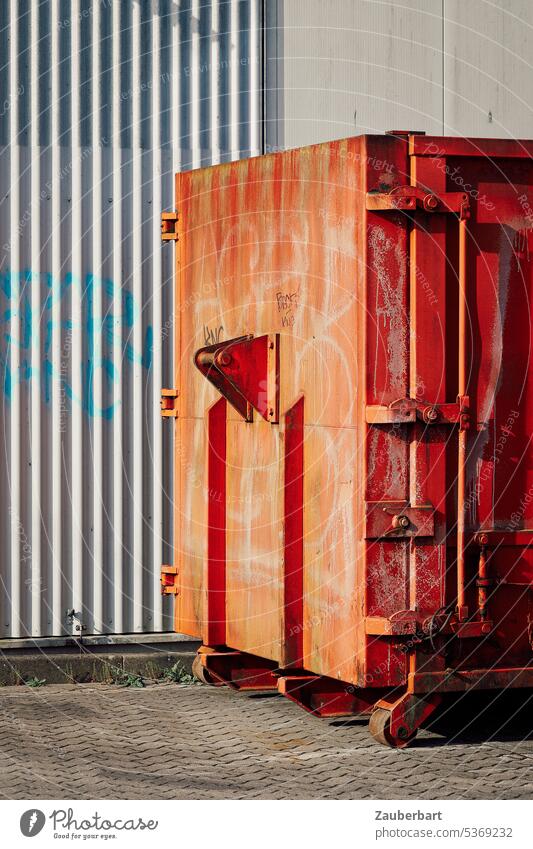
<box><xmin>171</xmin><ymin>136</ymin><xmax>411</xmax><ymax>688</ymax></box>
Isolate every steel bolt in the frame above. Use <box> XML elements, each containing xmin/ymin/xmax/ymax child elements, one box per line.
<box><xmin>217</xmin><ymin>351</ymin><xmax>232</xmax><ymax>367</ymax></box>
<box><xmin>425</xmin><ymin>194</ymin><xmax>438</xmax><ymax>210</ymax></box>
<box><xmin>396</xmin><ymin>515</ymin><xmax>410</xmax><ymax>530</ymax></box>
<box><xmin>196</xmin><ymin>351</ymin><xmax>215</xmax><ymax>367</ymax></box>
<box><xmin>424</xmin><ymin>406</ymin><xmax>439</xmax><ymax>423</ymax></box>
<box><xmin>397</xmin><ymin>401</ymin><xmax>408</xmax><ymax>416</ymax></box>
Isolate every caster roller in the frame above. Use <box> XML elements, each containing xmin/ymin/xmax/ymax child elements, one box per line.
<box><xmin>192</xmin><ymin>654</ymin><xmax>223</xmax><ymax>686</ymax></box>
<box><xmin>369</xmin><ymin>707</ymin><xmax>417</xmax><ymax>748</ymax></box>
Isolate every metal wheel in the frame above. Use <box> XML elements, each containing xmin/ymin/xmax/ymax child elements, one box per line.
<box><xmin>369</xmin><ymin>708</ymin><xmax>417</xmax><ymax>748</ymax></box>
<box><xmin>192</xmin><ymin>654</ymin><xmax>223</xmax><ymax>686</ymax></box>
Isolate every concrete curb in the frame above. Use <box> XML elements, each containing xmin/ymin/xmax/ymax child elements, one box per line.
<box><xmin>0</xmin><ymin>641</ymin><xmax>200</xmax><ymax>686</ymax></box>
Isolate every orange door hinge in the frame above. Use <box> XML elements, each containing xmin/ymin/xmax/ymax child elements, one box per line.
<box><xmin>161</xmin><ymin>388</ymin><xmax>179</xmax><ymax>418</ymax></box>
<box><xmin>161</xmin><ymin>211</ymin><xmax>179</xmax><ymax>241</ymax></box>
<box><xmin>161</xmin><ymin>565</ymin><xmax>179</xmax><ymax>595</ymax></box>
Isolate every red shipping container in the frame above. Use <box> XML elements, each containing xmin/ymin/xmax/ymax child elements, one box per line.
<box><xmin>161</xmin><ymin>133</ymin><xmax>533</xmax><ymax>746</ymax></box>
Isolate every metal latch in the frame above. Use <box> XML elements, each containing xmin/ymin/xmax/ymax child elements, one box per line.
<box><xmin>450</xmin><ymin>620</ymin><xmax>493</xmax><ymax>638</ymax></box>
<box><xmin>161</xmin><ymin>211</ymin><xmax>179</xmax><ymax>241</ymax></box>
<box><xmin>161</xmin><ymin>565</ymin><xmax>179</xmax><ymax>595</ymax></box>
<box><xmin>366</xmin><ymin>396</ymin><xmax>470</xmax><ymax>429</ymax></box>
<box><xmin>366</xmin><ymin>186</ymin><xmax>470</xmax><ymax>219</ymax></box>
<box><xmin>364</xmin><ymin>501</ymin><xmax>435</xmax><ymax>539</ymax></box>
<box><xmin>161</xmin><ymin>388</ymin><xmax>179</xmax><ymax>418</ymax></box>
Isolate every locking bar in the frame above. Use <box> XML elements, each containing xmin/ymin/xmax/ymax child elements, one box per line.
<box><xmin>366</xmin><ymin>186</ymin><xmax>470</xmax><ymax>219</ymax></box>
<box><xmin>365</xmin><ymin>610</ymin><xmax>418</xmax><ymax>636</ymax></box>
<box><xmin>450</xmin><ymin>620</ymin><xmax>493</xmax><ymax>638</ymax></box>
<box><xmin>473</xmin><ymin>530</ymin><xmax>533</xmax><ymax>548</ymax></box>
<box><xmin>366</xmin><ymin>395</ymin><xmax>470</xmax><ymax>427</ymax></box>
<box><xmin>364</xmin><ymin>501</ymin><xmax>435</xmax><ymax>539</ymax></box>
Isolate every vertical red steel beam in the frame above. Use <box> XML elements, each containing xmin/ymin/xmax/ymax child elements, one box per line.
<box><xmin>205</xmin><ymin>397</ymin><xmax>227</xmax><ymax>646</ymax></box>
<box><xmin>282</xmin><ymin>397</ymin><xmax>304</xmax><ymax>668</ymax></box>
<box><xmin>409</xmin><ymin>149</ymin><xmax>449</xmax><ymax>677</ymax></box>
<box><xmin>456</xmin><ymin>217</ymin><xmax>468</xmax><ymax>618</ymax></box>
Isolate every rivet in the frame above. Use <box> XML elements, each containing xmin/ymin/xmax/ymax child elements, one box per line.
<box><xmin>217</xmin><ymin>351</ymin><xmax>232</xmax><ymax>367</ymax></box>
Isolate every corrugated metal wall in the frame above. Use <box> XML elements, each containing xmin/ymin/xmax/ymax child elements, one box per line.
<box><xmin>0</xmin><ymin>0</ymin><xmax>262</xmax><ymax>638</ymax></box>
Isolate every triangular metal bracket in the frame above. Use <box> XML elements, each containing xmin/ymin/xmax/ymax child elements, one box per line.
<box><xmin>194</xmin><ymin>334</ymin><xmax>279</xmax><ymax>423</ymax></box>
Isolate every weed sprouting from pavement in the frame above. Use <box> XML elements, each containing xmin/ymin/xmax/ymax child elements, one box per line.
<box><xmin>112</xmin><ymin>671</ymin><xmax>145</xmax><ymax>688</ymax></box>
<box><xmin>161</xmin><ymin>661</ymin><xmax>196</xmax><ymax>685</ymax></box>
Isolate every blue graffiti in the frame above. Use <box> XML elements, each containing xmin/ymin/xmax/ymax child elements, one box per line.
<box><xmin>0</xmin><ymin>270</ymin><xmax>153</xmax><ymax>419</ymax></box>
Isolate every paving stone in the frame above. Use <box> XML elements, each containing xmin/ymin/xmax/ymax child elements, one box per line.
<box><xmin>0</xmin><ymin>683</ymin><xmax>531</xmax><ymax>799</ymax></box>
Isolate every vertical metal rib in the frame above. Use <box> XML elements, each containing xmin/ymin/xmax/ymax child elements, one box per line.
<box><xmin>50</xmin><ymin>0</ymin><xmax>62</xmax><ymax>635</ymax></box>
<box><xmin>90</xmin><ymin>0</ymin><xmax>103</xmax><ymax>633</ymax></box>
<box><xmin>131</xmin><ymin>1</ymin><xmax>143</xmax><ymax>631</ymax></box>
<box><xmin>70</xmin><ymin>0</ymin><xmax>84</xmax><ymax>633</ymax></box>
<box><xmin>111</xmin><ymin>0</ymin><xmax>123</xmax><ymax>635</ymax></box>
<box><xmin>210</xmin><ymin>1</ymin><xmax>220</xmax><ymax>165</ymax></box>
<box><xmin>173</xmin><ymin>1</ymin><xmax>182</xmax><ymax>177</ymax></box>
<box><xmin>8</xmin><ymin>0</ymin><xmax>21</xmax><ymax>638</ymax></box>
<box><xmin>29</xmin><ymin>0</ymin><xmax>42</xmax><ymax>636</ymax></box>
<box><xmin>250</xmin><ymin>0</ymin><xmax>260</xmax><ymax>155</ymax></box>
<box><xmin>151</xmin><ymin>4</ymin><xmax>163</xmax><ymax>631</ymax></box>
<box><xmin>230</xmin><ymin>0</ymin><xmax>239</xmax><ymax>160</ymax></box>
<box><xmin>190</xmin><ymin>0</ymin><xmax>201</xmax><ymax>170</ymax></box>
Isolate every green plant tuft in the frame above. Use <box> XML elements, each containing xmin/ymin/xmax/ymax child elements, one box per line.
<box><xmin>161</xmin><ymin>661</ymin><xmax>195</xmax><ymax>685</ymax></box>
<box><xmin>113</xmin><ymin>670</ymin><xmax>145</xmax><ymax>688</ymax></box>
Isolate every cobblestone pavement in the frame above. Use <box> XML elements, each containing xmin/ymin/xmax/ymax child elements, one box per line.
<box><xmin>0</xmin><ymin>682</ymin><xmax>532</xmax><ymax>799</ymax></box>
